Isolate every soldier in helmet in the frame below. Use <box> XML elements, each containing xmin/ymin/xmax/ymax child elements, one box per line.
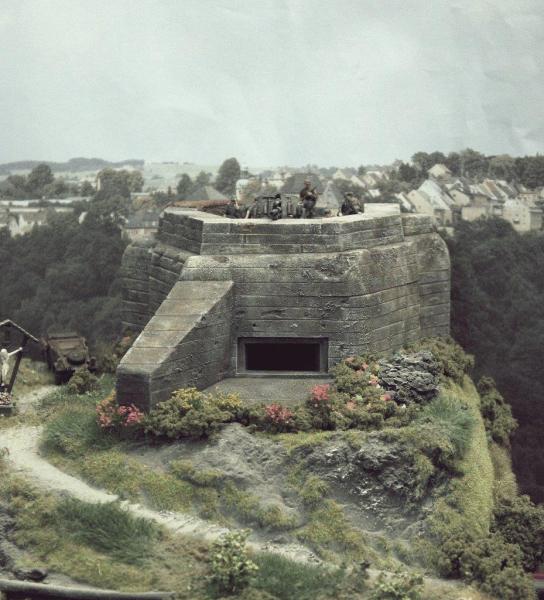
<box><xmin>299</xmin><ymin>179</ymin><xmax>318</xmax><ymax>218</ymax></box>
<box><xmin>340</xmin><ymin>192</ymin><xmax>361</xmax><ymax>216</ymax></box>
<box><xmin>269</xmin><ymin>194</ymin><xmax>283</xmax><ymax>221</ymax></box>
<box><xmin>225</xmin><ymin>197</ymin><xmax>241</xmax><ymax>218</ymax></box>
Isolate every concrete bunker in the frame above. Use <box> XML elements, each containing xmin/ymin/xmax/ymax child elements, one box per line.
<box><xmin>117</xmin><ymin>207</ymin><xmax>451</xmax><ymax>411</ymax></box>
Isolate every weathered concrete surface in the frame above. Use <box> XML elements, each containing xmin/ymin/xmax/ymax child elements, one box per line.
<box><xmin>118</xmin><ymin>210</ymin><xmax>450</xmax><ymax>409</ymax></box>
<box><xmin>117</xmin><ymin>280</ymin><xmax>234</xmax><ymax>409</ymax></box>
<box><xmin>204</xmin><ymin>376</ymin><xmax>333</xmax><ymax>407</ymax></box>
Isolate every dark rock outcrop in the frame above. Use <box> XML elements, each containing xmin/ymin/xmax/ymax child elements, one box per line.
<box><xmin>378</xmin><ymin>351</ymin><xmax>440</xmax><ymax>404</ymax></box>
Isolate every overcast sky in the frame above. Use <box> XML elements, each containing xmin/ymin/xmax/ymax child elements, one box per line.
<box><xmin>1</xmin><ymin>0</ymin><xmax>543</xmax><ymax>167</ymax></box>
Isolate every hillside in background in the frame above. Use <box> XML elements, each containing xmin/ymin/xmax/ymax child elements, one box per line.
<box><xmin>0</xmin><ymin>157</ymin><xmax>144</xmax><ymax>175</ymax></box>
<box><xmin>447</xmin><ymin>218</ymin><xmax>544</xmax><ymax>503</ymax></box>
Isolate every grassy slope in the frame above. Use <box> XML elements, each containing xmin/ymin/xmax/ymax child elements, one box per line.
<box><xmin>1</xmin><ymin>365</ymin><xmax>500</xmax><ymax>599</ymax></box>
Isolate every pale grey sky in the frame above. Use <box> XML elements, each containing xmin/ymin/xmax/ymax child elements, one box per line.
<box><xmin>1</xmin><ymin>0</ymin><xmax>543</xmax><ymax>166</ymax></box>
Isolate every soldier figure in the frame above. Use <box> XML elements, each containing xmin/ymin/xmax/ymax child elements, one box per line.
<box><xmin>340</xmin><ymin>192</ymin><xmax>361</xmax><ymax>216</ymax></box>
<box><xmin>299</xmin><ymin>179</ymin><xmax>318</xmax><ymax>218</ymax></box>
<box><xmin>225</xmin><ymin>198</ymin><xmax>241</xmax><ymax>218</ymax></box>
<box><xmin>269</xmin><ymin>194</ymin><xmax>282</xmax><ymax>221</ymax></box>
<box><xmin>245</xmin><ymin>197</ymin><xmax>260</xmax><ymax>219</ymax></box>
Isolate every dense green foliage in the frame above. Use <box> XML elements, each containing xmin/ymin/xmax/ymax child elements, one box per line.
<box><xmin>144</xmin><ymin>388</ymin><xmax>241</xmax><ymax>439</ymax></box>
<box><xmin>491</xmin><ymin>493</ymin><xmax>544</xmax><ymax>571</ymax></box>
<box><xmin>477</xmin><ymin>376</ymin><xmax>517</xmax><ymax>446</ymax></box>
<box><xmin>0</xmin><ymin>209</ymin><xmax>127</xmax><ymax>347</ymax></box>
<box><xmin>447</xmin><ymin>217</ymin><xmax>544</xmax><ymax>501</ymax></box>
<box><xmin>0</xmin><ymin>163</ymin><xmax>80</xmax><ymax>199</ymax></box>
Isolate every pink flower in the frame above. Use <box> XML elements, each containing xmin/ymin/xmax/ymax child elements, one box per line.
<box><xmin>311</xmin><ymin>384</ymin><xmax>331</xmax><ymax>403</ymax></box>
<box><xmin>265</xmin><ymin>403</ymin><xmax>293</xmax><ymax>426</ymax></box>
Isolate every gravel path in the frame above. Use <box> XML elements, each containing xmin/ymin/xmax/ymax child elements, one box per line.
<box><xmin>1</xmin><ymin>389</ymin><xmax>319</xmax><ymax>563</ymax></box>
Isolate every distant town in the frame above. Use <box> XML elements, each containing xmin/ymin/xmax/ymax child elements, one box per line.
<box><xmin>1</xmin><ymin>150</ymin><xmax>543</xmax><ymax>239</ymax></box>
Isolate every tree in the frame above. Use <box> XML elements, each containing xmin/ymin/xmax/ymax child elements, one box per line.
<box><xmin>80</xmin><ymin>181</ymin><xmax>95</xmax><ymax>196</ymax></box>
<box><xmin>95</xmin><ymin>169</ymin><xmax>131</xmax><ymax>200</ymax></box>
<box><xmin>411</xmin><ymin>151</ymin><xmax>446</xmax><ymax>173</ymax></box>
<box><xmin>520</xmin><ymin>156</ymin><xmax>544</xmax><ymax>188</ymax></box>
<box><xmin>357</xmin><ymin>165</ymin><xmax>366</xmax><ymax>176</ymax></box>
<box><xmin>27</xmin><ymin>163</ymin><xmax>54</xmax><ymax>195</ymax></box>
<box><xmin>195</xmin><ymin>171</ymin><xmax>212</xmax><ymax>188</ymax></box>
<box><xmin>127</xmin><ymin>171</ymin><xmax>144</xmax><ymax>193</ymax></box>
<box><xmin>215</xmin><ymin>157</ymin><xmax>241</xmax><ymax>196</ymax></box>
<box><xmin>458</xmin><ymin>148</ymin><xmax>488</xmax><ymax>179</ymax></box>
<box><xmin>488</xmin><ymin>155</ymin><xmax>516</xmax><ymax>181</ymax></box>
<box><xmin>397</xmin><ymin>162</ymin><xmax>420</xmax><ymax>185</ymax></box>
<box><xmin>176</xmin><ymin>174</ymin><xmax>193</xmax><ymax>199</ymax></box>
<box><xmin>445</xmin><ymin>152</ymin><xmax>462</xmax><ymax>176</ymax></box>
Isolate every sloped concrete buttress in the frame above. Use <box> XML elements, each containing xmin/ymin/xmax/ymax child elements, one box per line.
<box><xmin>116</xmin><ymin>280</ymin><xmax>234</xmax><ymax>411</ymax></box>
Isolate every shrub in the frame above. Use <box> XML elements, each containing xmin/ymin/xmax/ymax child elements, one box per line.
<box><xmin>66</xmin><ymin>368</ymin><xmax>98</xmax><ymax>395</ymax></box>
<box><xmin>54</xmin><ymin>498</ymin><xmax>158</xmax><ymax>564</ymax></box>
<box><xmin>209</xmin><ymin>530</ymin><xmax>258</xmax><ymax>594</ymax></box>
<box><xmin>332</xmin><ymin>357</ymin><xmax>381</xmax><ymax>397</ymax></box>
<box><xmin>96</xmin><ymin>392</ymin><xmax>143</xmax><ymax>433</ymax></box>
<box><xmin>306</xmin><ymin>385</ymin><xmax>349</xmax><ymax>430</ymax></box>
<box><xmin>492</xmin><ymin>493</ymin><xmax>544</xmax><ymax>571</ymax></box>
<box><xmin>143</xmin><ymin>387</ymin><xmax>231</xmax><ymax>440</ymax></box>
<box><xmin>263</xmin><ymin>403</ymin><xmax>295</xmax><ymax>433</ymax></box>
<box><xmin>369</xmin><ymin>569</ymin><xmax>424</xmax><ymax>600</ymax></box>
<box><xmin>477</xmin><ymin>376</ymin><xmax>517</xmax><ymax>445</ymax></box>
<box><xmin>214</xmin><ymin>392</ymin><xmax>242</xmax><ymax>416</ymax></box>
<box><xmin>459</xmin><ymin>533</ymin><xmax>535</xmax><ymax>600</ymax></box>
<box><xmin>406</xmin><ymin>337</ymin><xmax>473</xmax><ymax>384</ymax></box>
<box><xmin>424</xmin><ymin>520</ymin><xmax>536</xmax><ymax>600</ymax></box>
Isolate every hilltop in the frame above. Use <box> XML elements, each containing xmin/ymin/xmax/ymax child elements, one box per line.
<box><xmin>1</xmin><ymin>339</ymin><xmax>541</xmax><ymax>600</ymax></box>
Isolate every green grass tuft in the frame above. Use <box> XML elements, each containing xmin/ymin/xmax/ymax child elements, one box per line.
<box><xmin>55</xmin><ymin>497</ymin><xmax>159</xmax><ymax>564</ymax></box>
<box><xmin>41</xmin><ymin>404</ymin><xmax>114</xmax><ymax>457</ymax></box>
<box><xmin>252</xmin><ymin>553</ymin><xmax>344</xmax><ymax>600</ymax></box>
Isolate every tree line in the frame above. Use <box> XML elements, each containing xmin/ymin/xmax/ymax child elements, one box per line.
<box><xmin>0</xmin><ymin>173</ymin><xmax>131</xmax><ymax>349</ymax></box>
<box><xmin>396</xmin><ymin>149</ymin><xmax>544</xmax><ymax>189</ymax></box>
<box><xmin>446</xmin><ymin>217</ymin><xmax>544</xmax><ymax>503</ymax></box>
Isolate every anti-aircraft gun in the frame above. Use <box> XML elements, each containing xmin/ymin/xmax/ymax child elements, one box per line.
<box><xmin>42</xmin><ymin>331</ymin><xmax>96</xmax><ymax>384</ymax></box>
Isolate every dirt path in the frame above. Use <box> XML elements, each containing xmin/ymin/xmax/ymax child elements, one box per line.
<box><xmin>1</xmin><ymin>423</ymin><xmax>319</xmax><ymax>563</ymax></box>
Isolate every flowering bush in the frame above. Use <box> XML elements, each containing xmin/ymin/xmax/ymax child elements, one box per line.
<box><xmin>311</xmin><ymin>383</ymin><xmax>331</xmax><ymax>404</ymax></box>
<box><xmin>263</xmin><ymin>403</ymin><xmax>294</xmax><ymax>433</ymax></box>
<box><xmin>96</xmin><ymin>392</ymin><xmax>143</xmax><ymax>432</ymax></box>
<box><xmin>306</xmin><ymin>384</ymin><xmax>350</xmax><ymax>430</ymax></box>
<box><xmin>144</xmin><ymin>387</ymin><xmax>234</xmax><ymax>439</ymax></box>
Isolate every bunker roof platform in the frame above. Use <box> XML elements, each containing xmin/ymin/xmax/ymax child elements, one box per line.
<box><xmin>157</xmin><ymin>207</ymin><xmax>435</xmax><ymax>255</ymax></box>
